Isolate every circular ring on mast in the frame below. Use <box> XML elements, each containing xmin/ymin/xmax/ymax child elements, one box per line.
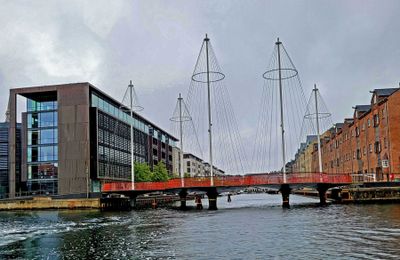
<box><xmin>262</xmin><ymin>68</ymin><xmax>298</xmax><ymax>81</ymax></box>
<box><xmin>169</xmin><ymin>115</ymin><xmax>192</xmax><ymax>122</ymax></box>
<box><xmin>191</xmin><ymin>71</ymin><xmax>225</xmax><ymax>83</ymax></box>
<box><xmin>120</xmin><ymin>105</ymin><xmax>144</xmax><ymax>112</ymax></box>
<box><xmin>304</xmin><ymin>112</ymin><xmax>332</xmax><ymax>119</ymax></box>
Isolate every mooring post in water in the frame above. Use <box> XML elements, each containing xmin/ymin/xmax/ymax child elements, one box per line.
<box><xmin>179</xmin><ymin>189</ymin><xmax>188</xmax><ymax>210</ymax></box>
<box><xmin>207</xmin><ymin>187</ymin><xmax>218</xmax><ymax>210</ymax></box>
<box><xmin>317</xmin><ymin>184</ymin><xmax>329</xmax><ymax>205</ymax></box>
<box><xmin>280</xmin><ymin>184</ymin><xmax>291</xmax><ymax>208</ymax></box>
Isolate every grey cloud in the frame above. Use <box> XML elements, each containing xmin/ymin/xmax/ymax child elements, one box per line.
<box><xmin>1</xmin><ymin>0</ymin><xmax>399</xmax><ymax>171</ymax></box>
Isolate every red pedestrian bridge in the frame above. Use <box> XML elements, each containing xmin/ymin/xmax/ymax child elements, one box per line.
<box><xmin>102</xmin><ymin>172</ymin><xmax>356</xmax><ymax>209</ymax></box>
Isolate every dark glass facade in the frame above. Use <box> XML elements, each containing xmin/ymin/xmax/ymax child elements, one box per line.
<box><xmin>0</xmin><ymin>122</ymin><xmax>21</xmax><ymax>198</ymax></box>
<box><xmin>97</xmin><ymin>110</ymin><xmax>147</xmax><ymax>180</ymax></box>
<box><xmin>26</xmin><ymin>98</ymin><xmax>58</xmax><ymax>194</ymax></box>
<box><xmin>90</xmin><ymin>91</ymin><xmax>177</xmax><ymax>181</ymax></box>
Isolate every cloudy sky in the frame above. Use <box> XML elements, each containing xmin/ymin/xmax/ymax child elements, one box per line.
<box><xmin>1</xmin><ymin>0</ymin><xmax>399</xmax><ymax>170</ymax></box>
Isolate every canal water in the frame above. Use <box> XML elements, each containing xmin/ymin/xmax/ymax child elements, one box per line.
<box><xmin>1</xmin><ymin>194</ymin><xmax>400</xmax><ymax>259</ymax></box>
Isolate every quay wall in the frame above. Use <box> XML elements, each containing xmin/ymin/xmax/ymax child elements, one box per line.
<box><xmin>294</xmin><ymin>185</ymin><xmax>400</xmax><ymax>203</ymax></box>
<box><xmin>0</xmin><ymin>197</ymin><xmax>101</xmax><ymax>210</ymax></box>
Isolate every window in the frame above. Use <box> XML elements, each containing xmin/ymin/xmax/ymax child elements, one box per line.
<box><xmin>28</xmin><ymin>130</ymin><xmax>39</xmax><ymax>145</ymax></box>
<box><xmin>367</xmin><ymin>119</ymin><xmax>371</xmax><ymax>127</ymax></box>
<box><xmin>356</xmin><ymin>149</ymin><xmax>361</xmax><ymax>159</ymax></box>
<box><xmin>384</xmin><ymin>138</ymin><xmax>388</xmax><ymax>148</ymax></box>
<box><xmin>373</xmin><ymin>114</ymin><xmax>379</xmax><ymax>127</ymax></box>
<box><xmin>369</xmin><ymin>144</ymin><xmax>372</xmax><ymax>153</ymax></box>
<box><xmin>27</xmin><ymin>113</ymin><xmax>39</xmax><ymax>128</ymax></box>
<box><xmin>375</xmin><ymin>141</ymin><xmax>381</xmax><ymax>153</ymax></box>
<box><xmin>39</xmin><ymin>112</ymin><xmax>57</xmax><ymax>128</ymax></box>
<box><xmin>363</xmin><ymin>146</ymin><xmax>366</xmax><ymax>155</ymax></box>
<box><xmin>355</xmin><ymin>127</ymin><xmax>360</xmax><ymax>137</ymax></box>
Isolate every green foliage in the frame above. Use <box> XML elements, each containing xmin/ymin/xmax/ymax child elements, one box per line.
<box><xmin>152</xmin><ymin>161</ymin><xmax>170</xmax><ymax>182</ymax></box>
<box><xmin>134</xmin><ymin>162</ymin><xmax>152</xmax><ymax>182</ymax></box>
<box><xmin>133</xmin><ymin>162</ymin><xmax>170</xmax><ymax>182</ymax></box>
<box><xmin>184</xmin><ymin>173</ymin><xmax>191</xmax><ymax>178</ymax></box>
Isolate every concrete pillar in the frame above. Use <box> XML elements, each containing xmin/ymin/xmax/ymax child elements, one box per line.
<box><xmin>317</xmin><ymin>184</ymin><xmax>329</xmax><ymax>205</ymax></box>
<box><xmin>280</xmin><ymin>184</ymin><xmax>291</xmax><ymax>208</ymax></box>
<box><xmin>179</xmin><ymin>189</ymin><xmax>188</xmax><ymax>210</ymax></box>
<box><xmin>206</xmin><ymin>188</ymin><xmax>218</xmax><ymax>210</ymax></box>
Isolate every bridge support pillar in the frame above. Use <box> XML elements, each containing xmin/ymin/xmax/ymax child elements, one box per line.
<box><xmin>179</xmin><ymin>189</ymin><xmax>188</xmax><ymax>210</ymax></box>
<box><xmin>280</xmin><ymin>184</ymin><xmax>291</xmax><ymax>208</ymax></box>
<box><xmin>207</xmin><ymin>188</ymin><xmax>218</xmax><ymax>210</ymax></box>
<box><xmin>129</xmin><ymin>194</ymin><xmax>137</xmax><ymax>209</ymax></box>
<box><xmin>330</xmin><ymin>188</ymin><xmax>342</xmax><ymax>203</ymax></box>
<box><xmin>317</xmin><ymin>184</ymin><xmax>329</xmax><ymax>205</ymax></box>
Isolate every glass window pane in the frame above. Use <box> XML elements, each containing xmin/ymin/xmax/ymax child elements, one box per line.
<box><xmin>40</xmin><ymin>129</ymin><xmax>56</xmax><ymax>144</ymax></box>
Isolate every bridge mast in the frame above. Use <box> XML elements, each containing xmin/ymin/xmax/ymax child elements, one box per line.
<box><xmin>205</xmin><ymin>34</ymin><xmax>214</xmax><ymax>186</ymax></box>
<box><xmin>314</xmin><ymin>84</ymin><xmax>323</xmax><ymax>173</ymax></box>
<box><xmin>276</xmin><ymin>38</ymin><xmax>287</xmax><ymax>183</ymax></box>
<box><xmin>129</xmin><ymin>81</ymin><xmax>135</xmax><ymax>190</ymax></box>
<box><xmin>125</xmin><ymin>80</ymin><xmax>144</xmax><ymax>190</ymax></box>
<box><xmin>178</xmin><ymin>94</ymin><xmax>185</xmax><ymax>186</ymax></box>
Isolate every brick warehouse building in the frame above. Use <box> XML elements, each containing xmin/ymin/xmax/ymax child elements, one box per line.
<box><xmin>311</xmin><ymin>87</ymin><xmax>400</xmax><ymax>180</ymax></box>
<box><xmin>7</xmin><ymin>83</ymin><xmax>178</xmax><ymax>198</ymax></box>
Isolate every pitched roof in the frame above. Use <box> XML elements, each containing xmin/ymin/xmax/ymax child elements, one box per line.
<box><xmin>371</xmin><ymin>88</ymin><xmax>399</xmax><ymax>97</ymax></box>
<box><xmin>353</xmin><ymin>104</ymin><xmax>371</xmax><ymax>112</ymax></box>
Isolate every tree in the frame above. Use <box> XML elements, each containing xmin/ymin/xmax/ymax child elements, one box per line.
<box><xmin>184</xmin><ymin>173</ymin><xmax>191</xmax><ymax>178</ymax></box>
<box><xmin>134</xmin><ymin>162</ymin><xmax>152</xmax><ymax>182</ymax></box>
<box><xmin>152</xmin><ymin>161</ymin><xmax>170</xmax><ymax>182</ymax></box>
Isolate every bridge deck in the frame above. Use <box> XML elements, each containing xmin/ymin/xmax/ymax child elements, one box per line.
<box><xmin>102</xmin><ymin>173</ymin><xmax>355</xmax><ymax>193</ymax></box>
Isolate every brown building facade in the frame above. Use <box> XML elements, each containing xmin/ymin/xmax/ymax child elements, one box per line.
<box><xmin>8</xmin><ymin>83</ymin><xmax>178</xmax><ymax>198</ymax></box>
<box><xmin>310</xmin><ymin>87</ymin><xmax>400</xmax><ymax>180</ymax></box>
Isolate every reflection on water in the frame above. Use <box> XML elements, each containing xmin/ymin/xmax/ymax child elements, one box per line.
<box><xmin>1</xmin><ymin>194</ymin><xmax>400</xmax><ymax>259</ymax></box>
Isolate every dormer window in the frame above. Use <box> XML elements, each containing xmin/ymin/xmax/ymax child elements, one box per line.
<box><xmin>373</xmin><ymin>94</ymin><xmax>377</xmax><ymax>104</ymax></box>
<box><xmin>355</xmin><ymin>127</ymin><xmax>360</xmax><ymax>137</ymax></box>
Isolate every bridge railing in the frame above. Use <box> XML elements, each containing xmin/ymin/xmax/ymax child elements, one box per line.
<box><xmin>101</xmin><ymin>172</ymin><xmax>354</xmax><ymax>192</ymax></box>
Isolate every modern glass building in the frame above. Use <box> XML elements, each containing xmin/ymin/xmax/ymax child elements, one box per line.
<box><xmin>26</xmin><ymin>96</ymin><xmax>58</xmax><ymax>194</ymax></box>
<box><xmin>7</xmin><ymin>83</ymin><xmax>178</xmax><ymax>198</ymax></box>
